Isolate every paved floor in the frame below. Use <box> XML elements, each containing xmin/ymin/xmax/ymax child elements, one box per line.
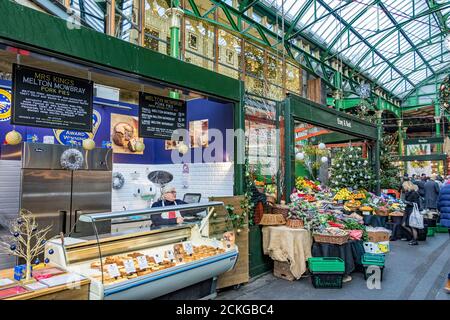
<box><xmin>216</xmin><ymin>233</ymin><xmax>450</xmax><ymax>300</ymax></box>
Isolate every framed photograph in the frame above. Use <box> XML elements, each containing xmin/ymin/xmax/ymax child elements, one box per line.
<box><xmin>188</xmin><ymin>33</ymin><xmax>198</xmax><ymax>50</ymax></box>
<box><xmin>225</xmin><ymin>48</ymin><xmax>234</xmax><ymax>65</ymax></box>
<box><xmin>111</xmin><ymin>113</ymin><xmax>144</xmax><ymax>155</ymax></box>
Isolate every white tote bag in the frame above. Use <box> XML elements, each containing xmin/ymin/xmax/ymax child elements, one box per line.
<box><xmin>409</xmin><ymin>203</ymin><xmax>424</xmax><ymax>229</ymax></box>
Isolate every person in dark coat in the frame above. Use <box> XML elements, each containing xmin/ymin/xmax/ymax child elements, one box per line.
<box><xmin>151</xmin><ymin>185</ymin><xmax>188</xmax><ymax>227</ymax></box>
<box><xmin>436</xmin><ymin>181</ymin><xmax>450</xmax><ymax>237</ymax></box>
<box><xmin>424</xmin><ymin>174</ymin><xmax>440</xmax><ymax>210</ymax></box>
<box><xmin>402</xmin><ymin>181</ymin><xmax>421</xmax><ymax>245</ymax></box>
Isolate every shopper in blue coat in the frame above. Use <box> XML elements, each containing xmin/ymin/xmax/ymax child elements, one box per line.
<box><xmin>436</xmin><ymin>182</ymin><xmax>450</xmax><ymax>236</ymax></box>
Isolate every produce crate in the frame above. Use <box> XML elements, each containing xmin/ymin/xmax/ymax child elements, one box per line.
<box><xmin>417</xmin><ymin>227</ymin><xmax>428</xmax><ymax>241</ymax></box>
<box><xmin>313</xmin><ymin>233</ymin><xmax>349</xmax><ymax>245</ymax></box>
<box><xmin>427</xmin><ymin>227</ymin><xmax>436</xmax><ymax>237</ymax></box>
<box><xmin>311</xmin><ymin>272</ymin><xmax>344</xmax><ymax>289</ymax></box>
<box><xmin>273</xmin><ymin>260</ymin><xmax>296</xmax><ymax>281</ymax></box>
<box><xmin>361</xmin><ymin>253</ymin><xmax>385</xmax><ymax>281</ymax></box>
<box><xmin>435</xmin><ymin>224</ymin><xmax>449</xmax><ymax>233</ymax></box>
<box><xmin>367</xmin><ymin>231</ymin><xmax>390</xmax><ymax>242</ymax></box>
<box><xmin>308</xmin><ymin>257</ymin><xmax>345</xmax><ymax>273</ymax></box>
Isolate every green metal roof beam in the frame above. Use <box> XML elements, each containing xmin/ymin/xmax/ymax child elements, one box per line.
<box><xmin>403</xmin><ymin>67</ymin><xmax>450</xmax><ymax>100</ymax></box>
<box><xmin>367</xmin><ymin>32</ymin><xmax>444</xmax><ymax>73</ymax></box>
<box><xmin>378</xmin><ymin>1</ymin><xmax>435</xmax><ymax>75</ymax></box>
<box><xmin>286</xmin><ymin>1</ymin><xmax>354</xmax><ymax>42</ymax></box>
<box><xmin>317</xmin><ymin>0</ymin><xmax>414</xmax><ymax>88</ymax></box>
<box><xmin>187</xmin><ymin>0</ymin><xmax>201</xmax><ymax>17</ymax></box>
<box><xmin>352</xmin><ymin>2</ymin><xmax>450</xmax><ymax>68</ymax></box>
<box><xmin>324</xmin><ymin>0</ymin><xmax>380</xmax><ymax>55</ymax></box>
<box><xmin>427</xmin><ymin>0</ymin><xmax>449</xmax><ymax>32</ymax></box>
<box><xmin>239</xmin><ymin>0</ymin><xmax>260</xmax><ymax>13</ymax></box>
<box><xmin>284</xmin><ymin>0</ymin><xmax>314</xmax><ymax>39</ymax></box>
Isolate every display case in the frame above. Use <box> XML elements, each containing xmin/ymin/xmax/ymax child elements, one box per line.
<box><xmin>44</xmin><ymin>202</ymin><xmax>238</xmax><ymax>300</ymax></box>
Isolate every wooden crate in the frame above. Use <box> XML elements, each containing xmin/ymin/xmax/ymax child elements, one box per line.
<box><xmin>209</xmin><ymin>196</ymin><xmax>249</xmax><ymax>289</ymax></box>
<box><xmin>273</xmin><ymin>260</ymin><xmax>295</xmax><ymax>281</ymax></box>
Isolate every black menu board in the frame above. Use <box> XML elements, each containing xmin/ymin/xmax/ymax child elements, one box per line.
<box><xmin>139</xmin><ymin>92</ymin><xmax>186</xmax><ymax>139</ymax></box>
<box><xmin>11</xmin><ymin>64</ymin><xmax>93</xmax><ymax>132</ymax></box>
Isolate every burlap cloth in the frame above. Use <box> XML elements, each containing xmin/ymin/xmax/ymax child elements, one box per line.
<box><xmin>262</xmin><ymin>226</ymin><xmax>312</xmax><ymax>279</ymax></box>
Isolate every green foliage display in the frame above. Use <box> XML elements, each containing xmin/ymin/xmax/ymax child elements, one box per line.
<box><xmin>329</xmin><ymin>147</ymin><xmax>374</xmax><ymax>191</ymax></box>
<box><xmin>380</xmin><ymin>135</ymin><xmax>401</xmax><ymax>190</ymax></box>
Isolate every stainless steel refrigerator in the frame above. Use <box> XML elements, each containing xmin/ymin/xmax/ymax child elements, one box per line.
<box><xmin>17</xmin><ymin>142</ymin><xmax>112</xmax><ymax>238</ymax></box>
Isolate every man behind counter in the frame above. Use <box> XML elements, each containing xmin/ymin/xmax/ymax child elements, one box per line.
<box><xmin>151</xmin><ymin>185</ymin><xmax>206</xmax><ymax>227</ymax></box>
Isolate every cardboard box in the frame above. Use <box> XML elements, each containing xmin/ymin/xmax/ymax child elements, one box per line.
<box><xmin>367</xmin><ymin>231</ymin><xmax>390</xmax><ymax>242</ymax></box>
<box><xmin>363</xmin><ymin>241</ymin><xmax>390</xmax><ymax>254</ymax></box>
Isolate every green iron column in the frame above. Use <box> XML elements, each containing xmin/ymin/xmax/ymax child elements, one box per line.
<box><xmin>397</xmin><ymin>119</ymin><xmax>403</xmax><ymax>156</ymax></box>
<box><xmin>374</xmin><ymin>110</ymin><xmax>382</xmax><ymax>195</ymax></box>
<box><xmin>166</xmin><ymin>3</ymin><xmax>183</xmax><ymax>99</ymax></box>
<box><xmin>435</xmin><ymin>102</ymin><xmax>442</xmax><ymax>153</ymax></box>
<box><xmin>333</xmin><ymin>70</ymin><xmax>343</xmax><ymax>111</ymax></box>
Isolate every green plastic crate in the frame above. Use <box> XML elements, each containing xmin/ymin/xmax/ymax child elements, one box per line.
<box><xmin>308</xmin><ymin>257</ymin><xmax>345</xmax><ymax>273</ymax></box>
<box><xmin>427</xmin><ymin>227</ymin><xmax>436</xmax><ymax>237</ymax></box>
<box><xmin>435</xmin><ymin>224</ymin><xmax>448</xmax><ymax>233</ymax></box>
<box><xmin>361</xmin><ymin>253</ymin><xmax>385</xmax><ymax>266</ymax></box>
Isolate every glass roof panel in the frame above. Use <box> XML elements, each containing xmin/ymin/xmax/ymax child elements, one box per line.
<box><xmin>257</xmin><ymin>0</ymin><xmax>450</xmax><ymax>98</ymax></box>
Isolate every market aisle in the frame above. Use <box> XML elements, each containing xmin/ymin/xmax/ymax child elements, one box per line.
<box><xmin>216</xmin><ymin>233</ymin><xmax>450</xmax><ymax>300</ymax></box>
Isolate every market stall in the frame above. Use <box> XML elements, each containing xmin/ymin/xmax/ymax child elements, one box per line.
<box><xmin>0</xmin><ymin>4</ymin><xmax>248</xmax><ymax>299</ymax></box>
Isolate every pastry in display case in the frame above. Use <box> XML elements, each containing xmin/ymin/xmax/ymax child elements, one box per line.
<box><xmin>44</xmin><ymin>202</ymin><xmax>238</xmax><ymax>300</ymax></box>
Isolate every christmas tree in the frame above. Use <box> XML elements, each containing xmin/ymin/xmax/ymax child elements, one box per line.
<box><xmin>380</xmin><ymin>134</ymin><xmax>401</xmax><ymax>190</ymax></box>
<box><xmin>329</xmin><ymin>146</ymin><xmax>374</xmax><ymax>190</ymax></box>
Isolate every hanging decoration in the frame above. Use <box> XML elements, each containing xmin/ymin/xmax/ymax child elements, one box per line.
<box><xmin>112</xmin><ymin>172</ymin><xmax>126</xmax><ymax>190</ymax></box>
<box><xmin>5</xmin><ymin>130</ymin><xmax>22</xmax><ymax>145</ymax></box>
<box><xmin>60</xmin><ymin>148</ymin><xmax>84</xmax><ymax>170</ymax></box>
<box><xmin>321</xmin><ymin>156</ymin><xmax>328</xmax><ymax>163</ymax></box>
<box><xmin>318</xmin><ymin>143</ymin><xmax>326</xmax><ymax>150</ymax></box>
<box><xmin>82</xmin><ymin>138</ymin><xmax>96</xmax><ymax>151</ymax></box>
<box><xmin>295</xmin><ymin>152</ymin><xmax>305</xmax><ymax>161</ymax></box>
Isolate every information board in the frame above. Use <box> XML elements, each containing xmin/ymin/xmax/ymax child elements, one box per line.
<box><xmin>11</xmin><ymin>64</ymin><xmax>93</xmax><ymax>132</ymax></box>
<box><xmin>139</xmin><ymin>92</ymin><xmax>186</xmax><ymax>139</ymax></box>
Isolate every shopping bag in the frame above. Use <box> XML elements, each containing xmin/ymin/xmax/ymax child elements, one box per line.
<box><xmin>409</xmin><ymin>203</ymin><xmax>424</xmax><ymax>229</ymax></box>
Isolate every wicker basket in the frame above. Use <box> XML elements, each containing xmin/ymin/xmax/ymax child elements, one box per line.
<box><xmin>286</xmin><ymin>218</ymin><xmax>304</xmax><ymax>229</ymax></box>
<box><xmin>313</xmin><ymin>233</ymin><xmax>349</xmax><ymax>245</ymax></box>
<box><xmin>271</xmin><ymin>204</ymin><xmax>290</xmax><ymax>218</ymax></box>
<box><xmin>375</xmin><ymin>208</ymin><xmax>389</xmax><ymax>216</ymax></box>
<box><xmin>266</xmin><ymin>195</ymin><xmax>276</xmax><ymax>205</ymax></box>
<box><xmin>389</xmin><ymin>211</ymin><xmax>404</xmax><ymax>217</ymax></box>
<box><xmin>259</xmin><ymin>214</ymin><xmax>286</xmax><ymax>226</ymax></box>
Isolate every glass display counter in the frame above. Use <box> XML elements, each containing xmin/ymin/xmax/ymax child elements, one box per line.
<box><xmin>44</xmin><ymin>202</ymin><xmax>238</xmax><ymax>300</ymax></box>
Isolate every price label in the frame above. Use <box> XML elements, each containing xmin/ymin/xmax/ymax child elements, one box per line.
<box><xmin>152</xmin><ymin>253</ymin><xmax>163</xmax><ymax>264</ymax></box>
<box><xmin>106</xmin><ymin>264</ymin><xmax>120</xmax><ymax>278</ymax></box>
<box><xmin>183</xmin><ymin>242</ymin><xmax>194</xmax><ymax>255</ymax></box>
<box><xmin>123</xmin><ymin>259</ymin><xmax>136</xmax><ymax>274</ymax></box>
<box><xmin>137</xmin><ymin>256</ymin><xmax>148</xmax><ymax>270</ymax></box>
<box><xmin>165</xmin><ymin>250</ymin><xmax>175</xmax><ymax>261</ymax></box>
<box><xmin>212</xmin><ymin>239</ymin><xmax>221</xmax><ymax>248</ymax></box>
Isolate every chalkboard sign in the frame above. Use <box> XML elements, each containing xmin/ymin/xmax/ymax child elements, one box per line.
<box><xmin>139</xmin><ymin>92</ymin><xmax>186</xmax><ymax>139</ymax></box>
<box><xmin>11</xmin><ymin>64</ymin><xmax>93</xmax><ymax>132</ymax></box>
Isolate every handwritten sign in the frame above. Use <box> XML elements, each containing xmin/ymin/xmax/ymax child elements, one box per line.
<box><xmin>165</xmin><ymin>250</ymin><xmax>175</xmax><ymax>261</ymax></box>
<box><xmin>152</xmin><ymin>253</ymin><xmax>163</xmax><ymax>264</ymax></box>
<box><xmin>183</xmin><ymin>242</ymin><xmax>194</xmax><ymax>255</ymax></box>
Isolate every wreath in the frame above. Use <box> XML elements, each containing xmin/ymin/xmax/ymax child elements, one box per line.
<box><xmin>439</xmin><ymin>75</ymin><xmax>450</xmax><ymax>111</ymax></box>
<box><xmin>112</xmin><ymin>172</ymin><xmax>125</xmax><ymax>190</ymax></box>
<box><xmin>60</xmin><ymin>149</ymin><xmax>84</xmax><ymax>170</ymax></box>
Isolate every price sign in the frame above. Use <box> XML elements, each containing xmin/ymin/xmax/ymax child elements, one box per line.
<box><xmin>123</xmin><ymin>259</ymin><xmax>136</xmax><ymax>274</ymax></box>
<box><xmin>152</xmin><ymin>253</ymin><xmax>163</xmax><ymax>264</ymax></box>
<box><xmin>137</xmin><ymin>256</ymin><xmax>148</xmax><ymax>270</ymax></box>
<box><xmin>106</xmin><ymin>264</ymin><xmax>120</xmax><ymax>278</ymax></box>
<box><xmin>183</xmin><ymin>242</ymin><xmax>194</xmax><ymax>255</ymax></box>
<box><xmin>165</xmin><ymin>250</ymin><xmax>175</xmax><ymax>261</ymax></box>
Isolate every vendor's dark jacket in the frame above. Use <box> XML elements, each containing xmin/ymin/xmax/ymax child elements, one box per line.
<box><xmin>413</xmin><ymin>179</ymin><xmax>425</xmax><ymax>197</ymax></box>
<box><xmin>437</xmin><ymin>183</ymin><xmax>450</xmax><ymax>227</ymax></box>
<box><xmin>151</xmin><ymin>199</ymin><xmax>187</xmax><ymax>226</ymax></box>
